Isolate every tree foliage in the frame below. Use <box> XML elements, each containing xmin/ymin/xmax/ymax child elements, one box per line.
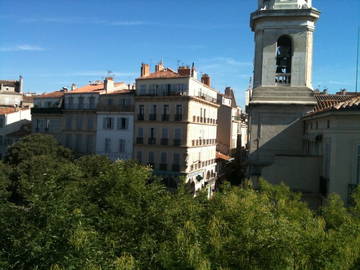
<box><xmin>0</xmin><ymin>135</ymin><xmax>360</xmax><ymax>269</ymax></box>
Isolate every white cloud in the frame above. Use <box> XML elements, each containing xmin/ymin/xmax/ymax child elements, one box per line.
<box><xmin>0</xmin><ymin>45</ymin><xmax>45</xmax><ymax>52</ymax></box>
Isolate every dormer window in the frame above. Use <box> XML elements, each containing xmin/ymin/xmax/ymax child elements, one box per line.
<box><xmin>275</xmin><ymin>35</ymin><xmax>292</xmax><ymax>85</ymax></box>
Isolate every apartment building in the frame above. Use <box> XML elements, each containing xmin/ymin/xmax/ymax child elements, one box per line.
<box><xmin>32</xmin><ymin>78</ymin><xmax>130</xmax><ymax>156</ymax></box>
<box><xmin>134</xmin><ymin>63</ymin><xmax>219</xmax><ymax>195</ymax></box>
<box><xmin>217</xmin><ymin>87</ymin><xmax>247</xmax><ymax>155</ymax></box>
<box><xmin>0</xmin><ymin>107</ymin><xmax>31</xmax><ymax>158</ymax></box>
<box><xmin>96</xmin><ymin>89</ymin><xmax>135</xmax><ymax>160</ymax></box>
<box><xmin>32</xmin><ymin>89</ymin><xmax>65</xmax><ymax>143</ymax></box>
<box><xmin>62</xmin><ymin>78</ymin><xmax>127</xmax><ymax>154</ymax></box>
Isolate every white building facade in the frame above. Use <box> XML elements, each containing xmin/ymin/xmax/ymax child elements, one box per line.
<box><xmin>95</xmin><ymin>91</ymin><xmax>135</xmax><ymax>161</ymax></box>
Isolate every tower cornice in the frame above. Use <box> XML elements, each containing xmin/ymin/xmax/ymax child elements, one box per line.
<box><xmin>250</xmin><ymin>8</ymin><xmax>320</xmax><ymax>31</ymax></box>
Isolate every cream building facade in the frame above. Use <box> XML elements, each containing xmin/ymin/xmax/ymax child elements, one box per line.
<box><xmin>134</xmin><ymin>63</ymin><xmax>218</xmax><ymax>195</ymax></box>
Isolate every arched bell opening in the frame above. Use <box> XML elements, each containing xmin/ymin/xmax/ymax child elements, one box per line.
<box><xmin>275</xmin><ymin>35</ymin><xmax>292</xmax><ymax>85</ymax></box>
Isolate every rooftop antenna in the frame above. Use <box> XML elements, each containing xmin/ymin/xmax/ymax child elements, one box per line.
<box><xmin>356</xmin><ymin>26</ymin><xmax>360</xmax><ymax>92</ymax></box>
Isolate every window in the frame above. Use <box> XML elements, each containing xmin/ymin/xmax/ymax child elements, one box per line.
<box><xmin>117</xmin><ymin>117</ymin><xmax>128</xmax><ymax>129</ymax></box>
<box><xmin>161</xmin><ymin>152</ymin><xmax>167</xmax><ymax>163</ymax></box>
<box><xmin>275</xmin><ymin>35</ymin><xmax>292</xmax><ymax>84</ymax></box>
<box><xmin>76</xmin><ymin>117</ymin><xmax>82</xmax><ymax>129</ymax></box>
<box><xmin>119</xmin><ymin>139</ymin><xmax>126</xmax><ymax>153</ymax></box>
<box><xmin>140</xmin><ymin>84</ymin><xmax>146</xmax><ymax>95</ymax></box>
<box><xmin>78</xmin><ymin>97</ymin><xmax>84</xmax><ymax>109</ymax></box>
<box><xmin>174</xmin><ymin>128</ymin><xmax>182</xmax><ymax>139</ymax></box>
<box><xmin>89</xmin><ymin>96</ymin><xmax>95</xmax><ymax>109</ymax></box>
<box><xmin>103</xmin><ymin>117</ymin><xmax>114</xmax><ymax>129</ymax></box>
<box><xmin>0</xmin><ymin>135</ymin><xmax>3</xmax><ymax>145</ymax></box>
<box><xmin>176</xmin><ymin>104</ymin><xmax>182</xmax><ymax>115</ymax></box>
<box><xmin>105</xmin><ymin>138</ymin><xmax>111</xmax><ymax>153</ymax></box>
<box><xmin>68</xmin><ymin>96</ymin><xmax>74</xmax><ymax>108</ymax></box>
<box><xmin>0</xmin><ymin>118</ymin><xmax>3</xmax><ymax>128</ymax></box>
<box><xmin>151</xmin><ymin>105</ymin><xmax>157</xmax><ymax>114</ymax></box>
<box><xmin>87</xmin><ymin>116</ymin><xmax>94</xmax><ymax>130</ymax></box>
<box><xmin>150</xmin><ymin>128</ymin><xmax>155</xmax><ymax>138</ymax></box>
<box><xmin>163</xmin><ymin>104</ymin><xmax>169</xmax><ymax>115</ymax></box>
<box><xmin>162</xmin><ymin>128</ymin><xmax>168</xmax><ymax>138</ymax></box>
<box><xmin>139</xmin><ymin>105</ymin><xmax>144</xmax><ymax>115</ymax></box>
<box><xmin>138</xmin><ymin>127</ymin><xmax>144</xmax><ymax>137</ymax></box>
<box><xmin>327</xmin><ymin>120</ymin><xmax>330</xmax><ymax>129</ymax></box>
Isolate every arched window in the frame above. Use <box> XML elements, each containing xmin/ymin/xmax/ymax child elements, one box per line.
<box><xmin>275</xmin><ymin>35</ymin><xmax>292</xmax><ymax>85</ymax></box>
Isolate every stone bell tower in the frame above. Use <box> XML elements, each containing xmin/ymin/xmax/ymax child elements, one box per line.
<box><xmin>248</xmin><ymin>0</ymin><xmax>320</xmax><ymax>175</ymax></box>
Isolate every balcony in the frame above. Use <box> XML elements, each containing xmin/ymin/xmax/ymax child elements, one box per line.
<box><xmin>160</xmin><ymin>138</ymin><xmax>169</xmax><ymax>145</ymax></box>
<box><xmin>159</xmin><ymin>163</ymin><xmax>168</xmax><ymax>171</ymax></box>
<box><xmin>275</xmin><ymin>73</ymin><xmax>291</xmax><ymax>85</ymax></box>
<box><xmin>97</xmin><ymin>104</ymin><xmax>134</xmax><ymax>112</ymax></box>
<box><xmin>149</xmin><ymin>114</ymin><xmax>157</xmax><ymax>121</ymax></box>
<box><xmin>136</xmin><ymin>137</ymin><xmax>144</xmax><ymax>144</ymax></box>
<box><xmin>148</xmin><ymin>137</ymin><xmax>156</xmax><ymax>145</ymax></box>
<box><xmin>137</xmin><ymin>114</ymin><xmax>144</xmax><ymax>121</ymax></box>
<box><xmin>65</xmin><ymin>103</ymin><xmax>96</xmax><ymax>110</ymax></box>
<box><xmin>162</xmin><ymin>114</ymin><xmax>170</xmax><ymax>121</ymax></box>
<box><xmin>174</xmin><ymin>114</ymin><xmax>183</xmax><ymax>121</ymax></box>
<box><xmin>173</xmin><ymin>139</ymin><xmax>181</xmax><ymax>146</ymax></box>
<box><xmin>31</xmin><ymin>107</ymin><xmax>63</xmax><ymax>114</ymax></box>
<box><xmin>172</xmin><ymin>164</ymin><xmax>181</xmax><ymax>172</ymax></box>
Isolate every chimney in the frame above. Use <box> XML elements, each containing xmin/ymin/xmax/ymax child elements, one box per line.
<box><xmin>18</xmin><ymin>75</ymin><xmax>23</xmax><ymax>93</ymax></box>
<box><xmin>71</xmin><ymin>83</ymin><xmax>77</xmax><ymax>91</ymax></box>
<box><xmin>178</xmin><ymin>66</ymin><xmax>192</xmax><ymax>76</ymax></box>
<box><xmin>155</xmin><ymin>61</ymin><xmax>165</xmax><ymax>72</ymax></box>
<box><xmin>104</xmin><ymin>77</ymin><xmax>114</xmax><ymax>92</ymax></box>
<box><xmin>201</xmin><ymin>74</ymin><xmax>211</xmax><ymax>87</ymax></box>
<box><xmin>141</xmin><ymin>63</ymin><xmax>150</xmax><ymax>77</ymax></box>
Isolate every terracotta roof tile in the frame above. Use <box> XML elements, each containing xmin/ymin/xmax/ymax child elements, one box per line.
<box><xmin>312</xmin><ymin>94</ymin><xmax>359</xmax><ymax>113</ymax></box>
<box><xmin>0</xmin><ymin>107</ymin><xmax>28</xmax><ymax>115</ymax></box>
<box><xmin>309</xmin><ymin>94</ymin><xmax>360</xmax><ymax>115</ymax></box>
<box><xmin>69</xmin><ymin>82</ymin><xmax>127</xmax><ymax>93</ymax></box>
<box><xmin>37</xmin><ymin>90</ymin><xmax>65</xmax><ymax>99</ymax></box>
<box><xmin>102</xmin><ymin>89</ymin><xmax>135</xmax><ymax>95</ymax></box>
<box><xmin>137</xmin><ymin>68</ymin><xmax>188</xmax><ymax>80</ymax></box>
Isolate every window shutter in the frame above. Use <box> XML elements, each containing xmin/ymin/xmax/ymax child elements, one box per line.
<box><xmin>103</xmin><ymin>118</ymin><xmax>107</xmax><ymax>129</ymax></box>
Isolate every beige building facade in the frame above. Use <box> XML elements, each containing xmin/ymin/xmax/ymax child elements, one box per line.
<box><xmin>134</xmin><ymin>63</ymin><xmax>218</xmax><ymax>195</ymax></box>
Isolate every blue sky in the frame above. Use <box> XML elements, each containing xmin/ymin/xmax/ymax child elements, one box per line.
<box><xmin>0</xmin><ymin>0</ymin><xmax>359</xmax><ymax>107</ymax></box>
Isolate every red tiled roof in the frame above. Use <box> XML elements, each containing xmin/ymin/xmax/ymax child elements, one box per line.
<box><xmin>70</xmin><ymin>82</ymin><xmax>127</xmax><ymax>93</ymax></box>
<box><xmin>216</xmin><ymin>152</ymin><xmax>232</xmax><ymax>161</ymax></box>
<box><xmin>312</xmin><ymin>94</ymin><xmax>358</xmax><ymax>113</ymax></box>
<box><xmin>37</xmin><ymin>90</ymin><xmax>65</xmax><ymax>99</ymax></box>
<box><xmin>103</xmin><ymin>89</ymin><xmax>135</xmax><ymax>95</ymax></box>
<box><xmin>309</xmin><ymin>94</ymin><xmax>360</xmax><ymax>115</ymax></box>
<box><xmin>137</xmin><ymin>68</ymin><xmax>188</xmax><ymax>80</ymax></box>
<box><xmin>0</xmin><ymin>107</ymin><xmax>29</xmax><ymax>115</ymax></box>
